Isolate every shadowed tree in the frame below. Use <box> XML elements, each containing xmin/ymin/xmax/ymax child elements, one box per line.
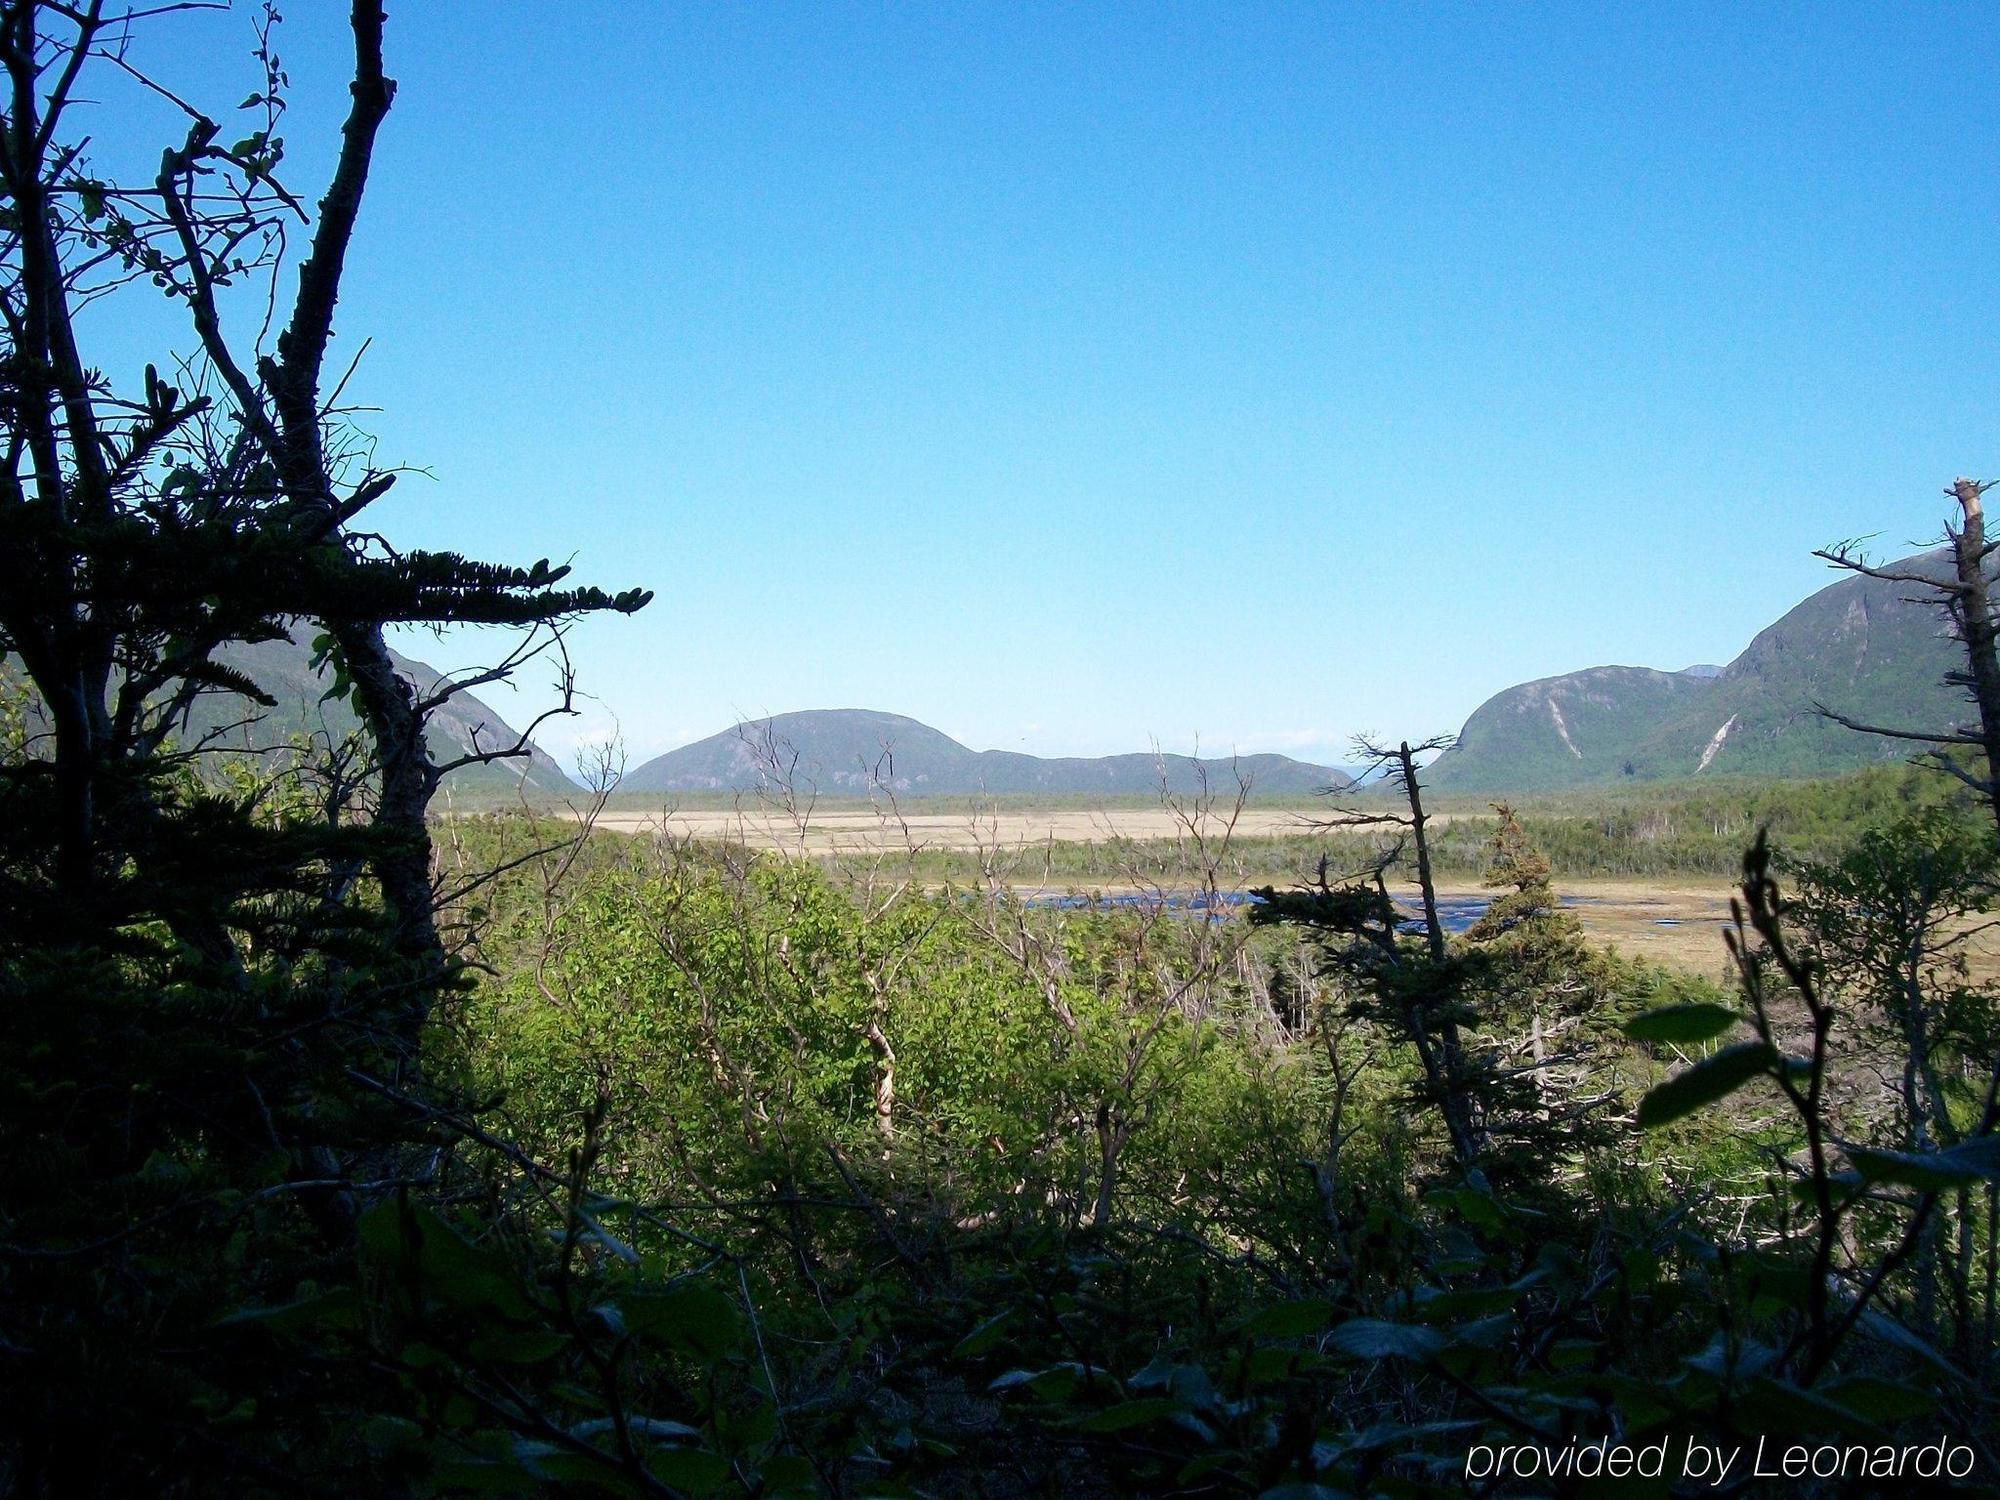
<box><xmin>1817</xmin><ymin>478</ymin><xmax>2000</xmax><ymax>838</ymax></box>
<box><xmin>1458</xmin><ymin>803</ymin><xmax>1619</xmax><ymax>1178</ymax></box>
<box><xmin>0</xmin><ymin>5</ymin><xmax>649</xmax><ymax>1490</ymax></box>
<box><xmin>1790</xmin><ymin>807</ymin><xmax>2000</xmax><ymax>1350</ymax></box>
<box><xmin>0</xmin><ymin>0</ymin><xmax>649</xmax><ymax>986</ymax></box>
<box><xmin>1251</xmin><ymin>734</ymin><xmax>1487</xmax><ymax>1167</ymax></box>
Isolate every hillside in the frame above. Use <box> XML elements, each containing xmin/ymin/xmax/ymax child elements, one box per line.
<box><xmin>168</xmin><ymin>635</ymin><xmax>579</xmax><ymax>797</ymax></box>
<box><xmin>1429</xmin><ymin>549</ymin><xmax>1972</xmax><ymax>792</ymax></box>
<box><xmin>623</xmin><ymin>709</ymin><xmax>1350</xmax><ymax>799</ymax></box>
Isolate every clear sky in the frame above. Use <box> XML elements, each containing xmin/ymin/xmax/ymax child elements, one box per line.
<box><xmin>83</xmin><ymin>3</ymin><xmax>2000</xmax><ymax>771</ymax></box>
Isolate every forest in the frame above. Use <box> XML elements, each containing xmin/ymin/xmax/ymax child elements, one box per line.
<box><xmin>3</xmin><ymin>4</ymin><xmax>1999</xmax><ymax>1497</ymax></box>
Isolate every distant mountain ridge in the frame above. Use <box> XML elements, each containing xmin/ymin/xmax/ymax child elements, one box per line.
<box><xmin>191</xmin><ymin>636</ymin><xmax>580</xmax><ymax>796</ymax></box>
<box><xmin>623</xmin><ymin>709</ymin><xmax>1350</xmax><ymax>798</ymax></box>
<box><xmin>1429</xmin><ymin>549</ymin><xmax>1973</xmax><ymax>792</ymax></box>
<box><xmin>22</xmin><ymin>546</ymin><xmax>1968</xmax><ymax>803</ymax></box>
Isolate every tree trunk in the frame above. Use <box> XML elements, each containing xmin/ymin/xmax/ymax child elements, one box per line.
<box><xmin>1400</xmin><ymin>740</ymin><xmax>1447</xmax><ymax>964</ymax></box>
<box><xmin>1092</xmin><ymin>1101</ymin><xmax>1126</xmax><ymax>1229</ymax></box>
<box><xmin>331</xmin><ymin>620</ymin><xmax>443</xmax><ymax>983</ymax></box>
<box><xmin>864</xmin><ymin>978</ymin><xmax>896</xmax><ymax>1139</ymax></box>
<box><xmin>1396</xmin><ymin>740</ymin><xmax>1481</xmax><ymax>1164</ymax></box>
<box><xmin>1948</xmin><ymin>480</ymin><xmax>2000</xmax><ymax>841</ymax></box>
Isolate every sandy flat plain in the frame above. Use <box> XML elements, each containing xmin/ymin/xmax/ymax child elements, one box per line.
<box><xmin>580</xmin><ymin>802</ymin><xmax>1746</xmax><ymax>973</ymax></box>
<box><xmin>587</xmin><ymin>802</ymin><xmax>1329</xmax><ymax>853</ymax></box>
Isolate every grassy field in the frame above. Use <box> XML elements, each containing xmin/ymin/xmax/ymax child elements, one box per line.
<box><xmin>584</xmin><ymin>800</ymin><xmax>1333</xmax><ymax>854</ymax></box>
<box><xmin>540</xmin><ymin>806</ymin><xmax>1772</xmax><ymax>978</ymax></box>
<box><xmin>560</xmin><ymin>761</ymin><xmax>1951</xmax><ymax>879</ymax></box>
<box><xmin>460</xmin><ymin>760</ymin><xmax>1990</xmax><ymax>978</ymax></box>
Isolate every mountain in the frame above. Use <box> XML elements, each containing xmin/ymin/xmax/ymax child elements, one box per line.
<box><xmin>1429</xmin><ymin>549</ymin><xmax>1973</xmax><ymax>792</ymax></box>
<box><xmin>185</xmin><ymin>635</ymin><xmax>579</xmax><ymax>797</ymax></box>
<box><xmin>623</xmin><ymin>709</ymin><xmax>1350</xmax><ymax>799</ymax></box>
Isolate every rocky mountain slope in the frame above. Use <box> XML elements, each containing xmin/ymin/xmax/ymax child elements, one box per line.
<box><xmin>189</xmin><ymin>636</ymin><xmax>579</xmax><ymax>796</ymax></box>
<box><xmin>1429</xmin><ymin>550</ymin><xmax>1972</xmax><ymax>792</ymax></box>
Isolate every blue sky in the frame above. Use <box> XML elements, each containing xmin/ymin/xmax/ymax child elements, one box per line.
<box><xmin>84</xmin><ymin>3</ymin><xmax>2000</xmax><ymax>770</ymax></box>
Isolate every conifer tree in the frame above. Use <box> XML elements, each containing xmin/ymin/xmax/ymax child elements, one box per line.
<box><xmin>1250</xmin><ymin>735</ymin><xmax>1487</xmax><ymax>1167</ymax></box>
<box><xmin>0</xmin><ymin>0</ymin><xmax>649</xmax><ymax>982</ymax></box>
<box><xmin>0</xmin><ymin>5</ymin><xmax>647</xmax><ymax>1487</ymax></box>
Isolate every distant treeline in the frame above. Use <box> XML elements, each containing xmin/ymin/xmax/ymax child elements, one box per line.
<box><xmin>1435</xmin><ymin>761</ymin><xmax>1967</xmax><ymax>874</ymax></box>
<box><xmin>812</xmin><ymin>762</ymin><xmax>1970</xmax><ymax>886</ymax></box>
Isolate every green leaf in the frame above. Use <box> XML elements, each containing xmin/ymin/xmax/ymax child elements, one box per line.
<box><xmin>427</xmin><ymin>1458</ymin><xmax>541</xmax><ymax>1496</ymax></box>
<box><xmin>1242</xmin><ymin>1345</ymin><xmax>1335</xmax><ymax>1383</ymax></box>
<box><xmin>514</xmin><ymin>1440</ymin><xmax>645</xmax><ymax>1495</ymax></box>
<box><xmin>1685</xmin><ymin>1331</ymin><xmax>1776</xmax><ymax>1381</ymax></box>
<box><xmin>1547</xmin><ymin>1337</ymin><xmax>1597</xmax><ymax>1370</ymax></box>
<box><xmin>756</xmin><ymin>1454</ymin><xmax>818</xmax><ymax>1493</ymax></box>
<box><xmin>216</xmin><ymin>1286</ymin><xmax>361</xmax><ymax>1335</ymax></box>
<box><xmin>990</xmin><ymin>1362</ymin><xmax>1092</xmax><ymax>1399</ymax></box>
<box><xmin>1846</xmin><ymin>1136</ymin><xmax>2000</xmax><ymax>1191</ymax></box>
<box><xmin>1327</xmin><ymin>1319</ymin><xmax>1445</xmax><ymax>1362</ymax></box>
<box><xmin>1071</xmin><ymin>1397</ymin><xmax>1182</xmax><ymax>1432</ymax></box>
<box><xmin>616</xmin><ymin>1281</ymin><xmax>741</xmax><ymax>1360</ymax></box>
<box><xmin>1623</xmin><ymin>1002</ymin><xmax>1744</xmax><ymax>1044</ymax></box>
<box><xmin>571</xmin><ymin>1416</ymin><xmax>703</xmax><ymax>1445</ymax></box>
<box><xmin>1737</xmin><ymin>1250</ymin><xmax>1815</xmax><ymax>1318</ymax></box>
<box><xmin>468</xmin><ymin>1329</ymin><xmax>569</xmax><ymax>1365</ymax></box>
<box><xmin>1821</xmin><ymin>1375</ymin><xmax>1937</xmax><ymax>1423</ymax></box>
<box><xmin>1412</xmin><ymin>1283</ymin><xmax>1520</xmax><ymax>1320</ymax></box>
<box><xmin>726</xmin><ymin>1397</ymin><xmax>777</xmax><ymax>1447</ymax></box>
<box><xmin>1588</xmin><ymin>1371</ymin><xmax>1676</xmax><ymax>1429</ymax></box>
<box><xmin>1856</xmin><ymin>1308</ymin><xmax>1967</xmax><ymax>1380</ymax></box>
<box><xmin>1426</xmin><ymin>1184</ymin><xmax>1508</xmax><ymax>1231</ymax></box>
<box><xmin>952</xmin><ymin>1307</ymin><xmax>1013</xmax><ymax>1359</ymax></box>
<box><xmin>1740</xmin><ymin>1375</ymin><xmax>1885</xmax><ymax>1440</ymax></box>
<box><xmin>1243</xmin><ymin>1297</ymin><xmax>1338</xmax><ymax>1337</ymax></box>
<box><xmin>645</xmin><ymin>1447</ymin><xmax>731</xmax><ymax>1493</ymax></box>
<box><xmin>576</xmin><ymin>1208</ymin><xmax>640</xmax><ymax>1264</ymax></box>
<box><xmin>1636</xmin><ymin>1041</ymin><xmax>1777</xmax><ymax>1128</ymax></box>
<box><xmin>1128</xmin><ymin>1356</ymin><xmax>1223</xmax><ymax>1410</ymax></box>
<box><xmin>358</xmin><ymin>1196</ymin><xmax>533</xmax><ymax>1320</ymax></box>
